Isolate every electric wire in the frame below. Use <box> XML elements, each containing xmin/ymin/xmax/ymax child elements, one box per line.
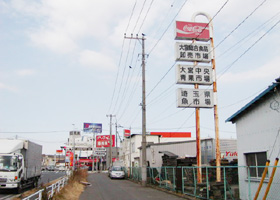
<box><xmin>125</xmin><ymin>0</ymin><xmax>138</xmax><ymax>33</ymax></box>
<box><xmin>215</xmin><ymin>0</ymin><xmax>268</xmax><ymax>50</ymax></box>
<box><xmin>107</xmin><ymin>39</ymin><xmax>126</xmax><ymax>114</ymax></box>
<box><xmin>132</xmin><ymin>0</ymin><xmax>147</xmax><ymax>33</ymax></box>
<box><xmin>115</xmin><ymin>39</ymin><xmax>138</xmax><ymax>115</ymax></box>
<box><xmin>217</xmin><ymin>19</ymin><xmax>280</xmax><ymax>80</ymax></box>
<box><xmin>148</xmin><ymin>0</ymin><xmax>189</xmax><ymax>55</ymax></box>
<box><xmin>112</xmin><ymin>38</ymin><xmax>133</xmax><ymax>114</ymax></box>
<box><xmin>137</xmin><ymin>0</ymin><xmax>155</xmax><ymax>34</ymax></box>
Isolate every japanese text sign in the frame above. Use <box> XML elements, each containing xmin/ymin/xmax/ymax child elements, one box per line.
<box><xmin>177</xmin><ymin>88</ymin><xmax>214</xmax><ymax>108</ymax></box>
<box><xmin>175</xmin><ymin>21</ymin><xmax>210</xmax><ymax>41</ymax></box>
<box><xmin>176</xmin><ymin>64</ymin><xmax>213</xmax><ymax>85</ymax></box>
<box><xmin>175</xmin><ymin>42</ymin><xmax>211</xmax><ymax>63</ymax></box>
<box><xmin>96</xmin><ymin>135</ymin><xmax>115</xmax><ymax>147</ymax></box>
<box><xmin>83</xmin><ymin>123</ymin><xmax>102</xmax><ymax>133</ymax></box>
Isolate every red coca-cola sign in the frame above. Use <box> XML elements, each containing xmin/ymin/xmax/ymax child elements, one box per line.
<box><xmin>175</xmin><ymin>21</ymin><xmax>210</xmax><ymax>41</ymax></box>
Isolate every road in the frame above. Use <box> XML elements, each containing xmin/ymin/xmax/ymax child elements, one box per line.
<box><xmin>0</xmin><ymin>171</ymin><xmax>66</xmax><ymax>200</ymax></box>
<box><xmin>80</xmin><ymin>173</ymin><xmax>186</xmax><ymax>200</ymax></box>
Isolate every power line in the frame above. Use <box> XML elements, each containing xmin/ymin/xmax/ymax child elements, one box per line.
<box><xmin>218</xmin><ymin>19</ymin><xmax>280</xmax><ymax>80</ymax></box>
<box><xmin>137</xmin><ymin>0</ymin><xmax>155</xmax><ymax>34</ymax></box>
<box><xmin>132</xmin><ymin>0</ymin><xmax>147</xmax><ymax>33</ymax></box>
<box><xmin>215</xmin><ymin>0</ymin><xmax>268</xmax><ymax>50</ymax></box>
<box><xmin>107</xmin><ymin>38</ymin><xmax>126</xmax><ymax>114</ymax></box>
<box><xmin>125</xmin><ymin>0</ymin><xmax>138</xmax><ymax>33</ymax></box>
<box><xmin>148</xmin><ymin>0</ymin><xmax>189</xmax><ymax>54</ymax></box>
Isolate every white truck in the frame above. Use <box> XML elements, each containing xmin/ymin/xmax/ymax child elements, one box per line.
<box><xmin>0</xmin><ymin>139</ymin><xmax>42</xmax><ymax>193</ymax></box>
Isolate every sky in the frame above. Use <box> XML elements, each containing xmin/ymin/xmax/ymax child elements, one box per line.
<box><xmin>0</xmin><ymin>0</ymin><xmax>280</xmax><ymax>154</ymax></box>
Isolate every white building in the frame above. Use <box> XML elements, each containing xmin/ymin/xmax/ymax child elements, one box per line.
<box><xmin>144</xmin><ymin>138</ymin><xmax>237</xmax><ymax>167</ymax></box>
<box><xmin>119</xmin><ymin>134</ymin><xmax>160</xmax><ymax>168</ymax></box>
<box><xmin>226</xmin><ymin>78</ymin><xmax>280</xmax><ymax>200</ymax></box>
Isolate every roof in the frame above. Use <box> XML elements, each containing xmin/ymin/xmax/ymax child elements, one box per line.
<box><xmin>226</xmin><ymin>81</ymin><xmax>280</xmax><ymax>123</ymax></box>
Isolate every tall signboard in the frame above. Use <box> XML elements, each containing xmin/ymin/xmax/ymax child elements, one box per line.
<box><xmin>96</xmin><ymin>135</ymin><xmax>115</xmax><ymax>148</ymax></box>
<box><xmin>174</xmin><ymin>13</ymin><xmax>220</xmax><ymax>183</ymax></box>
<box><xmin>83</xmin><ymin>123</ymin><xmax>102</xmax><ymax>133</ymax></box>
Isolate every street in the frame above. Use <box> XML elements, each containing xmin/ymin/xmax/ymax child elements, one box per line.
<box><xmin>80</xmin><ymin>173</ymin><xmax>185</xmax><ymax>200</ymax></box>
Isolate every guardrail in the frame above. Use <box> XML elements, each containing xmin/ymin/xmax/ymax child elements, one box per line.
<box><xmin>22</xmin><ymin>175</ymin><xmax>69</xmax><ymax>200</ymax></box>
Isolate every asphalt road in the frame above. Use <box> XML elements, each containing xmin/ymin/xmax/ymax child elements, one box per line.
<box><xmin>0</xmin><ymin>171</ymin><xmax>66</xmax><ymax>200</ymax></box>
<box><xmin>80</xmin><ymin>173</ymin><xmax>185</xmax><ymax>200</ymax></box>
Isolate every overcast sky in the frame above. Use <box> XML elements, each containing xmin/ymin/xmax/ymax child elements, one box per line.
<box><xmin>0</xmin><ymin>0</ymin><xmax>280</xmax><ymax>154</ymax></box>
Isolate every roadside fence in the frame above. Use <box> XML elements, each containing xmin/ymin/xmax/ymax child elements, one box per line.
<box><xmin>22</xmin><ymin>174</ymin><xmax>70</xmax><ymax>200</ymax></box>
<box><xmin>125</xmin><ymin>165</ymin><xmax>280</xmax><ymax>200</ymax></box>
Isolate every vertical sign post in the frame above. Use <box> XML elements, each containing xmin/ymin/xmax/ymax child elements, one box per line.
<box><xmin>175</xmin><ymin>12</ymin><xmax>220</xmax><ymax>183</ymax></box>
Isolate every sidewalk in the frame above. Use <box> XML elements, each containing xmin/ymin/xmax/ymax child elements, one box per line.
<box><xmin>80</xmin><ymin>173</ymin><xmax>186</xmax><ymax>200</ymax></box>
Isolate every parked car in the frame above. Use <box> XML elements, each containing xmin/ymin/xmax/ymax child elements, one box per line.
<box><xmin>108</xmin><ymin>166</ymin><xmax>125</xmax><ymax>179</ymax></box>
<box><xmin>46</xmin><ymin>165</ymin><xmax>55</xmax><ymax>171</ymax></box>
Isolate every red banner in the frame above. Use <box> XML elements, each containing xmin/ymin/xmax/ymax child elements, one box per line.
<box><xmin>175</xmin><ymin>21</ymin><xmax>210</xmax><ymax>41</ymax></box>
<box><xmin>56</xmin><ymin>150</ymin><xmax>63</xmax><ymax>153</ymax></box>
<box><xmin>96</xmin><ymin>135</ymin><xmax>115</xmax><ymax>147</ymax></box>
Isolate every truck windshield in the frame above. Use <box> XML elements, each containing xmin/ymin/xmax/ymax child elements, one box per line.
<box><xmin>0</xmin><ymin>155</ymin><xmax>18</xmax><ymax>171</ymax></box>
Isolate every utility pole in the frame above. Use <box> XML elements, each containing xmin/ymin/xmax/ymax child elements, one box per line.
<box><xmin>106</xmin><ymin>114</ymin><xmax>115</xmax><ymax>168</ymax></box>
<box><xmin>124</xmin><ymin>33</ymin><xmax>147</xmax><ymax>186</ymax></box>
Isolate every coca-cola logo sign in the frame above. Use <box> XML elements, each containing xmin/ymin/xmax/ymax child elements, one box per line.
<box><xmin>175</xmin><ymin>21</ymin><xmax>210</xmax><ymax>41</ymax></box>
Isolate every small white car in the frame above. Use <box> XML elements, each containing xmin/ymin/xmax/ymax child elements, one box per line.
<box><xmin>108</xmin><ymin>166</ymin><xmax>125</xmax><ymax>179</ymax></box>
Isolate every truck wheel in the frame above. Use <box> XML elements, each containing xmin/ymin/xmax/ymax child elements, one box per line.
<box><xmin>16</xmin><ymin>183</ymin><xmax>22</xmax><ymax>194</ymax></box>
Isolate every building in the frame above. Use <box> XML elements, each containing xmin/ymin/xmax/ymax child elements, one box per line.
<box><xmin>226</xmin><ymin>78</ymin><xmax>280</xmax><ymax>200</ymax></box>
<box><xmin>144</xmin><ymin>138</ymin><xmax>237</xmax><ymax>167</ymax></box>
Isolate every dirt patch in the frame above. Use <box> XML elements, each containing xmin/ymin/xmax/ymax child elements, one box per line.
<box><xmin>52</xmin><ymin>169</ymin><xmax>88</xmax><ymax>200</ymax></box>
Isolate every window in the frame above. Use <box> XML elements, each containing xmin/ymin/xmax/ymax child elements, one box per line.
<box><xmin>245</xmin><ymin>152</ymin><xmax>267</xmax><ymax>178</ymax></box>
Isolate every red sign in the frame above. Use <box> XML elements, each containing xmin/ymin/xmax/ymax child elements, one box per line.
<box><xmin>96</xmin><ymin>135</ymin><xmax>115</xmax><ymax>147</ymax></box>
<box><xmin>124</xmin><ymin>129</ymin><xmax>131</xmax><ymax>137</ymax></box>
<box><xmin>175</xmin><ymin>21</ymin><xmax>210</xmax><ymax>41</ymax></box>
<box><xmin>66</xmin><ymin>151</ymin><xmax>74</xmax><ymax>166</ymax></box>
<box><xmin>150</xmin><ymin>132</ymin><xmax>191</xmax><ymax>138</ymax></box>
<box><xmin>56</xmin><ymin>150</ymin><xmax>63</xmax><ymax>153</ymax></box>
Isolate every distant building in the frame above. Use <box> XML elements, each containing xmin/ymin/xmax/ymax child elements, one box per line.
<box><xmin>227</xmin><ymin>78</ymin><xmax>280</xmax><ymax>200</ymax></box>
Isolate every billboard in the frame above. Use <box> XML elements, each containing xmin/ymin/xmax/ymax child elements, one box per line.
<box><xmin>124</xmin><ymin>129</ymin><xmax>131</xmax><ymax>137</ymax></box>
<box><xmin>96</xmin><ymin>135</ymin><xmax>115</xmax><ymax>147</ymax></box>
<box><xmin>175</xmin><ymin>21</ymin><xmax>210</xmax><ymax>41</ymax></box>
<box><xmin>83</xmin><ymin>123</ymin><xmax>102</xmax><ymax>133</ymax></box>
<box><xmin>176</xmin><ymin>64</ymin><xmax>213</xmax><ymax>85</ymax></box>
<box><xmin>177</xmin><ymin>88</ymin><xmax>214</xmax><ymax>108</ymax></box>
<box><xmin>175</xmin><ymin>42</ymin><xmax>211</xmax><ymax>63</ymax></box>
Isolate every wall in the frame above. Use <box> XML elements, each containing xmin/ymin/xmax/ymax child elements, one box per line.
<box><xmin>234</xmin><ymin>91</ymin><xmax>280</xmax><ymax>200</ymax></box>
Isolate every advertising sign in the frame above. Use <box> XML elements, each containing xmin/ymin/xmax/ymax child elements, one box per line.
<box><xmin>56</xmin><ymin>150</ymin><xmax>63</xmax><ymax>154</ymax></box>
<box><xmin>96</xmin><ymin>135</ymin><xmax>115</xmax><ymax>147</ymax></box>
<box><xmin>175</xmin><ymin>42</ymin><xmax>211</xmax><ymax>63</ymax></box>
<box><xmin>175</xmin><ymin>21</ymin><xmax>210</xmax><ymax>41</ymax></box>
<box><xmin>83</xmin><ymin>123</ymin><xmax>102</xmax><ymax>133</ymax></box>
<box><xmin>66</xmin><ymin>151</ymin><xmax>73</xmax><ymax>166</ymax></box>
<box><xmin>124</xmin><ymin>129</ymin><xmax>131</xmax><ymax>137</ymax></box>
<box><xmin>177</xmin><ymin>88</ymin><xmax>214</xmax><ymax>108</ymax></box>
<box><xmin>176</xmin><ymin>64</ymin><xmax>213</xmax><ymax>85</ymax></box>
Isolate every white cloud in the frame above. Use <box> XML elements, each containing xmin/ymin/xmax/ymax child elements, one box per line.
<box><xmin>79</xmin><ymin>50</ymin><xmax>116</xmax><ymax>71</ymax></box>
<box><xmin>219</xmin><ymin>57</ymin><xmax>280</xmax><ymax>84</ymax></box>
<box><xmin>0</xmin><ymin>82</ymin><xmax>18</xmax><ymax>92</ymax></box>
<box><xmin>15</xmin><ymin>69</ymin><xmax>36</xmax><ymax>76</ymax></box>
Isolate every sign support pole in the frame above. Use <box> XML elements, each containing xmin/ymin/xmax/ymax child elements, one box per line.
<box><xmin>192</xmin><ymin>12</ymin><xmax>221</xmax><ymax>182</ymax></box>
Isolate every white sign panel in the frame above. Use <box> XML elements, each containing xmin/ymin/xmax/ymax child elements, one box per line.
<box><xmin>94</xmin><ymin>147</ymin><xmax>106</xmax><ymax>152</ymax></box>
<box><xmin>177</xmin><ymin>88</ymin><xmax>214</xmax><ymax>108</ymax></box>
<box><xmin>93</xmin><ymin>152</ymin><xmax>106</xmax><ymax>157</ymax></box>
<box><xmin>175</xmin><ymin>42</ymin><xmax>211</xmax><ymax>63</ymax></box>
<box><xmin>176</xmin><ymin>64</ymin><xmax>213</xmax><ymax>85</ymax></box>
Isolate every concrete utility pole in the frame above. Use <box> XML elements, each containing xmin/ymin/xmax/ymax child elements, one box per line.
<box><xmin>106</xmin><ymin>114</ymin><xmax>115</xmax><ymax>168</ymax></box>
<box><xmin>124</xmin><ymin>33</ymin><xmax>147</xmax><ymax>186</ymax></box>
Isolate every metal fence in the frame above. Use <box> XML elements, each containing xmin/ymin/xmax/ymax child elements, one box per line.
<box><xmin>125</xmin><ymin>165</ymin><xmax>280</xmax><ymax>200</ymax></box>
<box><xmin>22</xmin><ymin>175</ymin><xmax>69</xmax><ymax>200</ymax></box>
